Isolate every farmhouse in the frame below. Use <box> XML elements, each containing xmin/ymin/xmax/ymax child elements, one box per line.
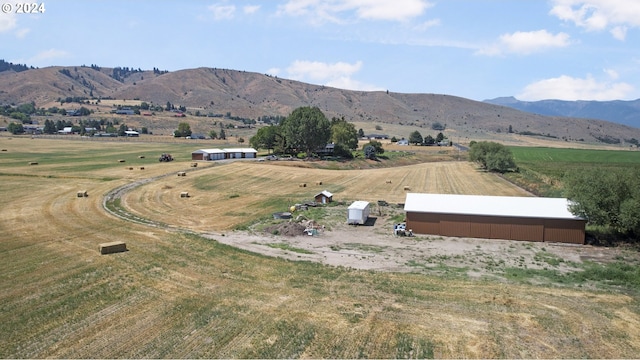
<box><xmin>124</xmin><ymin>130</ymin><xmax>139</xmax><ymax>137</ymax></box>
<box><xmin>191</xmin><ymin>148</ymin><xmax>257</xmax><ymax>161</ymax></box>
<box><xmin>403</xmin><ymin>193</ymin><xmax>586</xmax><ymax>244</ymax></box>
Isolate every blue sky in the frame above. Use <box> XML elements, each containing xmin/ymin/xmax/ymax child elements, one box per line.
<box><xmin>1</xmin><ymin>0</ymin><xmax>639</xmax><ymax>101</ymax></box>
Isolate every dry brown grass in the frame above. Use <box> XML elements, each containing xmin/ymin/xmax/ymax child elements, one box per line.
<box><xmin>1</xmin><ymin>136</ymin><xmax>639</xmax><ymax>358</ymax></box>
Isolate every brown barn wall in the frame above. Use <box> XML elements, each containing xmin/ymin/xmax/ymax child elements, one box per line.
<box><xmin>489</xmin><ymin>219</ymin><xmax>511</xmax><ymax>240</ymax></box>
<box><xmin>406</xmin><ymin>212</ymin><xmax>440</xmax><ymax>235</ymax></box>
<box><xmin>544</xmin><ymin>219</ymin><xmax>586</xmax><ymax>244</ymax></box>
<box><xmin>407</xmin><ymin>211</ymin><xmax>585</xmax><ymax>244</ymax></box>
<box><xmin>440</xmin><ymin>214</ymin><xmax>471</xmax><ymax>237</ymax></box>
<box><xmin>192</xmin><ymin>153</ymin><xmax>204</xmax><ymax>161</ymax></box>
<box><xmin>469</xmin><ymin>216</ymin><xmax>492</xmax><ymax>239</ymax></box>
<box><xmin>509</xmin><ymin>218</ymin><xmax>544</xmax><ymax>242</ymax></box>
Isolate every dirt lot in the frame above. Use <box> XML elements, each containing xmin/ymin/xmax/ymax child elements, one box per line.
<box><xmin>208</xmin><ymin>214</ymin><xmax>628</xmax><ymax>279</ymax></box>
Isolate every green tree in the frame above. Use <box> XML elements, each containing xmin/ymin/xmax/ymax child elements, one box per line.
<box><xmin>330</xmin><ymin>117</ymin><xmax>358</xmax><ymax>150</ymax></box>
<box><xmin>7</xmin><ymin>122</ymin><xmax>24</xmax><ymax>134</ymax></box>
<box><xmin>424</xmin><ymin>134</ymin><xmax>435</xmax><ymax>145</ymax></box>
<box><xmin>358</xmin><ymin>128</ymin><xmax>365</xmax><ymax>138</ymax></box>
<box><xmin>9</xmin><ymin>112</ymin><xmax>28</xmax><ymax>122</ymax></box>
<box><xmin>17</xmin><ymin>102</ymin><xmax>36</xmax><ymax>114</ymax></box>
<box><xmin>431</xmin><ymin>122</ymin><xmax>445</xmax><ymax>130</ymax></box>
<box><xmin>409</xmin><ymin>130</ymin><xmax>423</xmax><ymax>145</ymax></box>
<box><xmin>43</xmin><ymin>119</ymin><xmax>57</xmax><ymax>134</ymax></box>
<box><xmin>250</xmin><ymin>125</ymin><xmax>279</xmax><ymax>153</ymax></box>
<box><xmin>174</xmin><ymin>122</ymin><xmax>192</xmax><ymax>137</ymax></box>
<box><xmin>363</xmin><ymin>140</ymin><xmax>384</xmax><ymax>155</ymax></box>
<box><xmin>364</xmin><ymin>145</ymin><xmax>377</xmax><ymax>160</ymax></box>
<box><xmin>469</xmin><ymin>141</ymin><xmax>516</xmax><ymax>173</ymax></box>
<box><xmin>208</xmin><ymin>129</ymin><xmax>217</xmax><ymax>139</ymax></box>
<box><xmin>281</xmin><ymin>106</ymin><xmax>331</xmax><ymax>157</ymax></box>
<box><xmin>436</xmin><ymin>132</ymin><xmax>445</xmax><ymax>143</ymax></box>
<box><xmin>219</xmin><ymin>128</ymin><xmax>226</xmax><ymax>140</ymax></box>
<box><xmin>118</xmin><ymin>124</ymin><xmax>127</xmax><ymax>136</ymax></box>
<box><xmin>564</xmin><ymin>168</ymin><xmax>640</xmax><ymax>234</ymax></box>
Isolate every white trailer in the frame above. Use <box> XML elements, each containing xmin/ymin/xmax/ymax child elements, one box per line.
<box><xmin>347</xmin><ymin>201</ymin><xmax>370</xmax><ymax>225</ymax></box>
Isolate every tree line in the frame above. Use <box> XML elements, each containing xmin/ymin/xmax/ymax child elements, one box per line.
<box><xmin>249</xmin><ymin>106</ymin><xmax>378</xmax><ymax>158</ymax></box>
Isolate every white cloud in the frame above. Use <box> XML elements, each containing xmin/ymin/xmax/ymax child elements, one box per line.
<box><xmin>287</xmin><ymin>60</ymin><xmax>362</xmax><ymax>81</ymax></box>
<box><xmin>476</xmin><ymin>30</ymin><xmax>571</xmax><ymax>56</ymax></box>
<box><xmin>0</xmin><ymin>13</ymin><xmax>17</xmax><ymax>33</ymax></box>
<box><xmin>517</xmin><ymin>74</ymin><xmax>634</xmax><ymax>101</ymax></box>
<box><xmin>413</xmin><ymin>18</ymin><xmax>440</xmax><ymax>31</ymax></box>
<box><xmin>325</xmin><ymin>77</ymin><xmax>384</xmax><ymax>91</ymax></box>
<box><xmin>550</xmin><ymin>0</ymin><xmax>640</xmax><ymax>39</ymax></box>
<box><xmin>266</xmin><ymin>67</ymin><xmax>281</xmax><ymax>76</ymax></box>
<box><xmin>23</xmin><ymin>49</ymin><xmax>70</xmax><ymax>66</ymax></box>
<box><xmin>610</xmin><ymin>25</ymin><xmax>627</xmax><ymax>40</ymax></box>
<box><xmin>283</xmin><ymin>60</ymin><xmax>382</xmax><ymax>91</ymax></box>
<box><xmin>603</xmin><ymin>68</ymin><xmax>619</xmax><ymax>79</ymax></box>
<box><xmin>243</xmin><ymin>5</ymin><xmax>260</xmax><ymax>14</ymax></box>
<box><xmin>277</xmin><ymin>0</ymin><xmax>433</xmax><ymax>23</ymax></box>
<box><xmin>208</xmin><ymin>3</ymin><xmax>236</xmax><ymax>20</ymax></box>
<box><xmin>15</xmin><ymin>27</ymin><xmax>30</xmax><ymax>39</ymax></box>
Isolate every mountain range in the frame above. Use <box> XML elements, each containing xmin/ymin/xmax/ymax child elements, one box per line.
<box><xmin>484</xmin><ymin>96</ymin><xmax>640</xmax><ymax>129</ymax></box>
<box><xmin>1</xmin><ymin>64</ymin><xmax>640</xmax><ymax>145</ymax></box>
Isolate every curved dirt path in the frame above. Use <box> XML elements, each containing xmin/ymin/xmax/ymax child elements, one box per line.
<box><xmin>101</xmin><ymin>163</ymin><xmax>628</xmax><ymax>277</ymax></box>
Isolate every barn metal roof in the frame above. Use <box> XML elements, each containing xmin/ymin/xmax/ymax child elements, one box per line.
<box><xmin>192</xmin><ymin>148</ymin><xmax>256</xmax><ymax>154</ymax></box>
<box><xmin>403</xmin><ymin>193</ymin><xmax>583</xmax><ymax>220</ymax></box>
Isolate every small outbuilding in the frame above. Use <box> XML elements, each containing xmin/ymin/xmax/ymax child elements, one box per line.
<box><xmin>314</xmin><ymin>190</ymin><xmax>333</xmax><ymax>204</ymax></box>
<box><xmin>347</xmin><ymin>201</ymin><xmax>370</xmax><ymax>225</ymax></box>
<box><xmin>403</xmin><ymin>193</ymin><xmax>586</xmax><ymax>244</ymax></box>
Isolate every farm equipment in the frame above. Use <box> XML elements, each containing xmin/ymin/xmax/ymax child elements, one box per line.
<box><xmin>393</xmin><ymin>222</ymin><xmax>413</xmax><ymax>237</ymax></box>
<box><xmin>159</xmin><ymin>153</ymin><xmax>174</xmax><ymax>162</ymax></box>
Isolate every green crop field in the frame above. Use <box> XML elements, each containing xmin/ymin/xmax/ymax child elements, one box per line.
<box><xmin>2</xmin><ymin>136</ymin><xmax>640</xmax><ymax>358</ymax></box>
<box><xmin>506</xmin><ymin>146</ymin><xmax>640</xmax><ymax>197</ymax></box>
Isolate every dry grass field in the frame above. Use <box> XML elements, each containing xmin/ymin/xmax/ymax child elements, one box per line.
<box><xmin>1</xmin><ymin>136</ymin><xmax>640</xmax><ymax>358</ymax></box>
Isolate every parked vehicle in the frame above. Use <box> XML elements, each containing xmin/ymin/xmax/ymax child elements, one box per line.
<box><xmin>394</xmin><ymin>222</ymin><xmax>413</xmax><ymax>236</ymax></box>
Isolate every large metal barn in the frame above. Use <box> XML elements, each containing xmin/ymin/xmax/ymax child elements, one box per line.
<box><xmin>404</xmin><ymin>193</ymin><xmax>586</xmax><ymax>244</ymax></box>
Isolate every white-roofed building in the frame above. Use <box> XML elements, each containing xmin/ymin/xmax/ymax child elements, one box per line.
<box><xmin>191</xmin><ymin>148</ymin><xmax>257</xmax><ymax>161</ymax></box>
<box><xmin>403</xmin><ymin>193</ymin><xmax>586</xmax><ymax>244</ymax></box>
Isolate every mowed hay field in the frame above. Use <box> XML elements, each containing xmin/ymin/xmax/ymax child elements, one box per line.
<box><xmin>1</xmin><ymin>136</ymin><xmax>640</xmax><ymax>358</ymax></box>
<box><xmin>122</xmin><ymin>159</ymin><xmax>529</xmax><ymax>231</ymax></box>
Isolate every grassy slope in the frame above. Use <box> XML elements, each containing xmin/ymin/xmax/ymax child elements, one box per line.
<box><xmin>1</xmin><ymin>136</ymin><xmax>640</xmax><ymax>358</ymax></box>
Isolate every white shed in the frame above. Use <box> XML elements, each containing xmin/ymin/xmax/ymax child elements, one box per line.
<box><xmin>347</xmin><ymin>201</ymin><xmax>370</xmax><ymax>225</ymax></box>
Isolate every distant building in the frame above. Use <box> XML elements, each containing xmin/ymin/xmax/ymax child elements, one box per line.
<box><xmin>115</xmin><ymin>108</ymin><xmax>135</xmax><ymax>115</ymax></box>
<box><xmin>191</xmin><ymin>148</ymin><xmax>257</xmax><ymax>161</ymax></box>
<box><xmin>316</xmin><ymin>143</ymin><xmax>335</xmax><ymax>156</ymax></box>
<box><xmin>124</xmin><ymin>130</ymin><xmax>139</xmax><ymax>137</ymax></box>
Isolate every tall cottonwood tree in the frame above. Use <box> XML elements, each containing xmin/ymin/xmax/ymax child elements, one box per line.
<box><xmin>281</xmin><ymin>106</ymin><xmax>331</xmax><ymax>157</ymax></box>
